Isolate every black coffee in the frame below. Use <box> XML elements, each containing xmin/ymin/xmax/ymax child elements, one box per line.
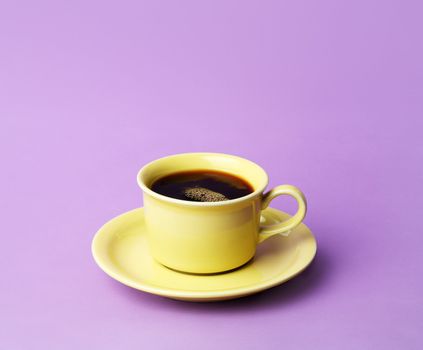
<box><xmin>151</xmin><ymin>170</ymin><xmax>254</xmax><ymax>202</ymax></box>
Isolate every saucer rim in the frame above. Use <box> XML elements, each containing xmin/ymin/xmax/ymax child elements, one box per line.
<box><xmin>91</xmin><ymin>208</ymin><xmax>317</xmax><ymax>301</ymax></box>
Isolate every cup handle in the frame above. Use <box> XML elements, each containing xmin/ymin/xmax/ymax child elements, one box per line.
<box><xmin>258</xmin><ymin>185</ymin><xmax>307</xmax><ymax>243</ymax></box>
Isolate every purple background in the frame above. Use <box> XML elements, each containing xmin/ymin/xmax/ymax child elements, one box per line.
<box><xmin>1</xmin><ymin>0</ymin><xmax>422</xmax><ymax>349</ymax></box>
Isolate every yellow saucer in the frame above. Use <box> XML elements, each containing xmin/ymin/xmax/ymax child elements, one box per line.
<box><xmin>91</xmin><ymin>208</ymin><xmax>317</xmax><ymax>302</ymax></box>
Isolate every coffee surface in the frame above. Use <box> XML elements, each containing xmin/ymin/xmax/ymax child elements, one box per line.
<box><xmin>151</xmin><ymin>170</ymin><xmax>254</xmax><ymax>202</ymax></box>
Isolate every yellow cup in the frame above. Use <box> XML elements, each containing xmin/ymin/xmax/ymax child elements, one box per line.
<box><xmin>137</xmin><ymin>153</ymin><xmax>307</xmax><ymax>274</ymax></box>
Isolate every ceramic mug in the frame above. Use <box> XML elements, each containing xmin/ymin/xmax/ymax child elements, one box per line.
<box><xmin>137</xmin><ymin>153</ymin><xmax>307</xmax><ymax>274</ymax></box>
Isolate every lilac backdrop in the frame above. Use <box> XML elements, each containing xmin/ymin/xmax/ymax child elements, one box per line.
<box><xmin>1</xmin><ymin>0</ymin><xmax>422</xmax><ymax>349</ymax></box>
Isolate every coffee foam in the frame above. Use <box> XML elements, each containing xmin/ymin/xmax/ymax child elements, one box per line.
<box><xmin>183</xmin><ymin>187</ymin><xmax>228</xmax><ymax>202</ymax></box>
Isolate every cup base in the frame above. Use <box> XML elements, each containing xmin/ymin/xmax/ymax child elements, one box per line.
<box><xmin>156</xmin><ymin>256</ymin><xmax>255</xmax><ymax>276</ymax></box>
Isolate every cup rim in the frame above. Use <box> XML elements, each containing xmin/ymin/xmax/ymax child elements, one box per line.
<box><xmin>137</xmin><ymin>152</ymin><xmax>269</xmax><ymax>207</ymax></box>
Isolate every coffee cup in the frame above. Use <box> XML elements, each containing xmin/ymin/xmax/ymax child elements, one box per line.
<box><xmin>137</xmin><ymin>153</ymin><xmax>307</xmax><ymax>274</ymax></box>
